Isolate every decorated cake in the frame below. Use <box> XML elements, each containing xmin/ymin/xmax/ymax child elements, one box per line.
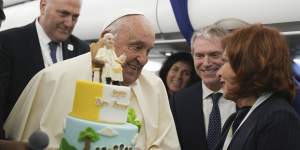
<box><xmin>60</xmin><ymin>34</ymin><xmax>140</xmax><ymax>150</ymax></box>
<box><xmin>60</xmin><ymin>81</ymin><xmax>138</xmax><ymax>150</ymax></box>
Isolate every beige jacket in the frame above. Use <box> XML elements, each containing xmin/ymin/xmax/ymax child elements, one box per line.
<box><xmin>4</xmin><ymin>53</ymin><xmax>181</xmax><ymax>150</ymax></box>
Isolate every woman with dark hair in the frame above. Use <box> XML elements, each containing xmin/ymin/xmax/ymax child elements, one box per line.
<box><xmin>159</xmin><ymin>52</ymin><xmax>200</xmax><ymax>97</ymax></box>
<box><xmin>215</xmin><ymin>24</ymin><xmax>300</xmax><ymax>150</ymax></box>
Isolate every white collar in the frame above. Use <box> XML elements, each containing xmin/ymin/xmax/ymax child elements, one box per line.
<box><xmin>35</xmin><ymin>18</ymin><xmax>53</xmax><ymax>46</ymax></box>
<box><xmin>202</xmin><ymin>81</ymin><xmax>223</xmax><ymax>100</ymax></box>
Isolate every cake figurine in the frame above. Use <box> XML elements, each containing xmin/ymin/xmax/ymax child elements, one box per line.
<box><xmin>91</xmin><ymin>33</ymin><xmax>127</xmax><ymax>85</ymax></box>
<box><xmin>60</xmin><ymin>33</ymin><xmax>140</xmax><ymax>150</ymax></box>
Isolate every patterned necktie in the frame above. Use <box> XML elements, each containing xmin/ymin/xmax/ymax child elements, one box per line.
<box><xmin>207</xmin><ymin>92</ymin><xmax>222</xmax><ymax>150</ymax></box>
<box><xmin>49</xmin><ymin>41</ymin><xmax>58</xmax><ymax>63</ymax></box>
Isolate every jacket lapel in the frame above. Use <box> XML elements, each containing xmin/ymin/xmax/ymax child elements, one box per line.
<box><xmin>188</xmin><ymin>84</ymin><xmax>207</xmax><ymax>147</ymax></box>
<box><xmin>174</xmin><ymin>83</ymin><xmax>207</xmax><ymax>149</ymax></box>
<box><xmin>62</xmin><ymin>39</ymin><xmax>75</xmax><ymax>59</ymax></box>
<box><xmin>214</xmin><ymin>112</ymin><xmax>237</xmax><ymax>150</ymax></box>
<box><xmin>227</xmin><ymin>109</ymin><xmax>258</xmax><ymax>150</ymax></box>
<box><xmin>28</xmin><ymin>22</ymin><xmax>44</xmax><ymax>70</ymax></box>
<box><xmin>189</xmin><ymin>86</ymin><xmax>206</xmax><ymax>137</ymax></box>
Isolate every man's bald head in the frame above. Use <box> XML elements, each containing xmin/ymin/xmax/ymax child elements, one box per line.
<box><xmin>39</xmin><ymin>0</ymin><xmax>82</xmax><ymax>42</ymax></box>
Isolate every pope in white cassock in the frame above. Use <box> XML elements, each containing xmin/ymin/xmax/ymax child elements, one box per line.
<box><xmin>4</xmin><ymin>10</ymin><xmax>181</xmax><ymax>150</ymax></box>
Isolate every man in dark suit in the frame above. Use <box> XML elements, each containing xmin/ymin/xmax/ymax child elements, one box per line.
<box><xmin>0</xmin><ymin>0</ymin><xmax>6</xmax><ymax>139</ymax></box>
<box><xmin>0</xmin><ymin>0</ymin><xmax>89</xmax><ymax>139</ymax></box>
<box><xmin>170</xmin><ymin>25</ymin><xmax>236</xmax><ymax>150</ymax></box>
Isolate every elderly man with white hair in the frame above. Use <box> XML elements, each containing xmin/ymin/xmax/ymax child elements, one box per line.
<box><xmin>4</xmin><ymin>10</ymin><xmax>181</xmax><ymax>150</ymax></box>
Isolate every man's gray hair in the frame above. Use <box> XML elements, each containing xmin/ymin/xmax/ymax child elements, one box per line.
<box><xmin>214</xmin><ymin>18</ymin><xmax>249</xmax><ymax>32</ymax></box>
<box><xmin>190</xmin><ymin>25</ymin><xmax>227</xmax><ymax>52</ymax></box>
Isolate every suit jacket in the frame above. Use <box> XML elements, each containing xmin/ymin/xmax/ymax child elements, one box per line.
<box><xmin>0</xmin><ymin>21</ymin><xmax>89</xmax><ymax>137</ymax></box>
<box><xmin>292</xmin><ymin>62</ymin><xmax>300</xmax><ymax>115</ymax></box>
<box><xmin>217</xmin><ymin>93</ymin><xmax>300</xmax><ymax>150</ymax></box>
<box><xmin>4</xmin><ymin>53</ymin><xmax>181</xmax><ymax>149</ymax></box>
<box><xmin>170</xmin><ymin>82</ymin><xmax>208</xmax><ymax>150</ymax></box>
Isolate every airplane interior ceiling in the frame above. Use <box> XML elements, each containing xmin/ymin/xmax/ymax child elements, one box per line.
<box><xmin>2</xmin><ymin>0</ymin><xmax>300</xmax><ymax>71</ymax></box>
<box><xmin>3</xmin><ymin>0</ymin><xmax>26</xmax><ymax>7</ymax></box>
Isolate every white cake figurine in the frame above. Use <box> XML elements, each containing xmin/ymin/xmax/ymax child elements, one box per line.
<box><xmin>92</xmin><ymin>33</ymin><xmax>127</xmax><ymax>85</ymax></box>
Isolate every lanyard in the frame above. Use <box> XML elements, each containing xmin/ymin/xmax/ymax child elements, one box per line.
<box><xmin>234</xmin><ymin>92</ymin><xmax>272</xmax><ymax>134</ymax></box>
<box><xmin>222</xmin><ymin>92</ymin><xmax>272</xmax><ymax>150</ymax></box>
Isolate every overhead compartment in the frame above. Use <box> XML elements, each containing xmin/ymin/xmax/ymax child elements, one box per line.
<box><xmin>188</xmin><ymin>0</ymin><xmax>300</xmax><ymax>32</ymax></box>
<box><xmin>157</xmin><ymin>0</ymin><xmax>300</xmax><ymax>42</ymax></box>
<box><xmin>1</xmin><ymin>0</ymin><xmax>300</xmax><ymax>40</ymax></box>
<box><xmin>1</xmin><ymin>0</ymin><xmax>160</xmax><ymax>41</ymax></box>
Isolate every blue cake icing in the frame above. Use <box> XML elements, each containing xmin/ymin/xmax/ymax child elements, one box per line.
<box><xmin>61</xmin><ymin>116</ymin><xmax>138</xmax><ymax>150</ymax></box>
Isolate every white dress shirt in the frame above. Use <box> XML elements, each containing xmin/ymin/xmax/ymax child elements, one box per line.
<box><xmin>202</xmin><ymin>82</ymin><xmax>236</xmax><ymax>135</ymax></box>
<box><xmin>35</xmin><ymin>19</ymin><xmax>63</xmax><ymax>67</ymax></box>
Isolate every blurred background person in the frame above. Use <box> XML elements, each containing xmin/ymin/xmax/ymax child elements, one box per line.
<box><xmin>0</xmin><ymin>0</ymin><xmax>5</xmax><ymax>27</ymax></box>
<box><xmin>216</xmin><ymin>24</ymin><xmax>300</xmax><ymax>150</ymax></box>
<box><xmin>0</xmin><ymin>0</ymin><xmax>89</xmax><ymax>139</ymax></box>
<box><xmin>292</xmin><ymin>55</ymin><xmax>300</xmax><ymax>115</ymax></box>
<box><xmin>159</xmin><ymin>52</ymin><xmax>200</xmax><ymax>97</ymax></box>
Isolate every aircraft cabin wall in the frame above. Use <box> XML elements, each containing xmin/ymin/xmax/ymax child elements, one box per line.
<box><xmin>1</xmin><ymin>0</ymin><xmax>300</xmax><ymax>73</ymax></box>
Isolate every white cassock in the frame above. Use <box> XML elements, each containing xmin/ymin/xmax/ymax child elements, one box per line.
<box><xmin>4</xmin><ymin>53</ymin><xmax>181</xmax><ymax>150</ymax></box>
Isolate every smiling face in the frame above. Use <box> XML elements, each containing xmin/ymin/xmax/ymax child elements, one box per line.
<box><xmin>192</xmin><ymin>37</ymin><xmax>224</xmax><ymax>91</ymax></box>
<box><xmin>39</xmin><ymin>0</ymin><xmax>81</xmax><ymax>42</ymax></box>
<box><xmin>217</xmin><ymin>52</ymin><xmax>238</xmax><ymax>100</ymax></box>
<box><xmin>109</xmin><ymin>15</ymin><xmax>155</xmax><ymax>86</ymax></box>
<box><xmin>166</xmin><ymin>61</ymin><xmax>192</xmax><ymax>94</ymax></box>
